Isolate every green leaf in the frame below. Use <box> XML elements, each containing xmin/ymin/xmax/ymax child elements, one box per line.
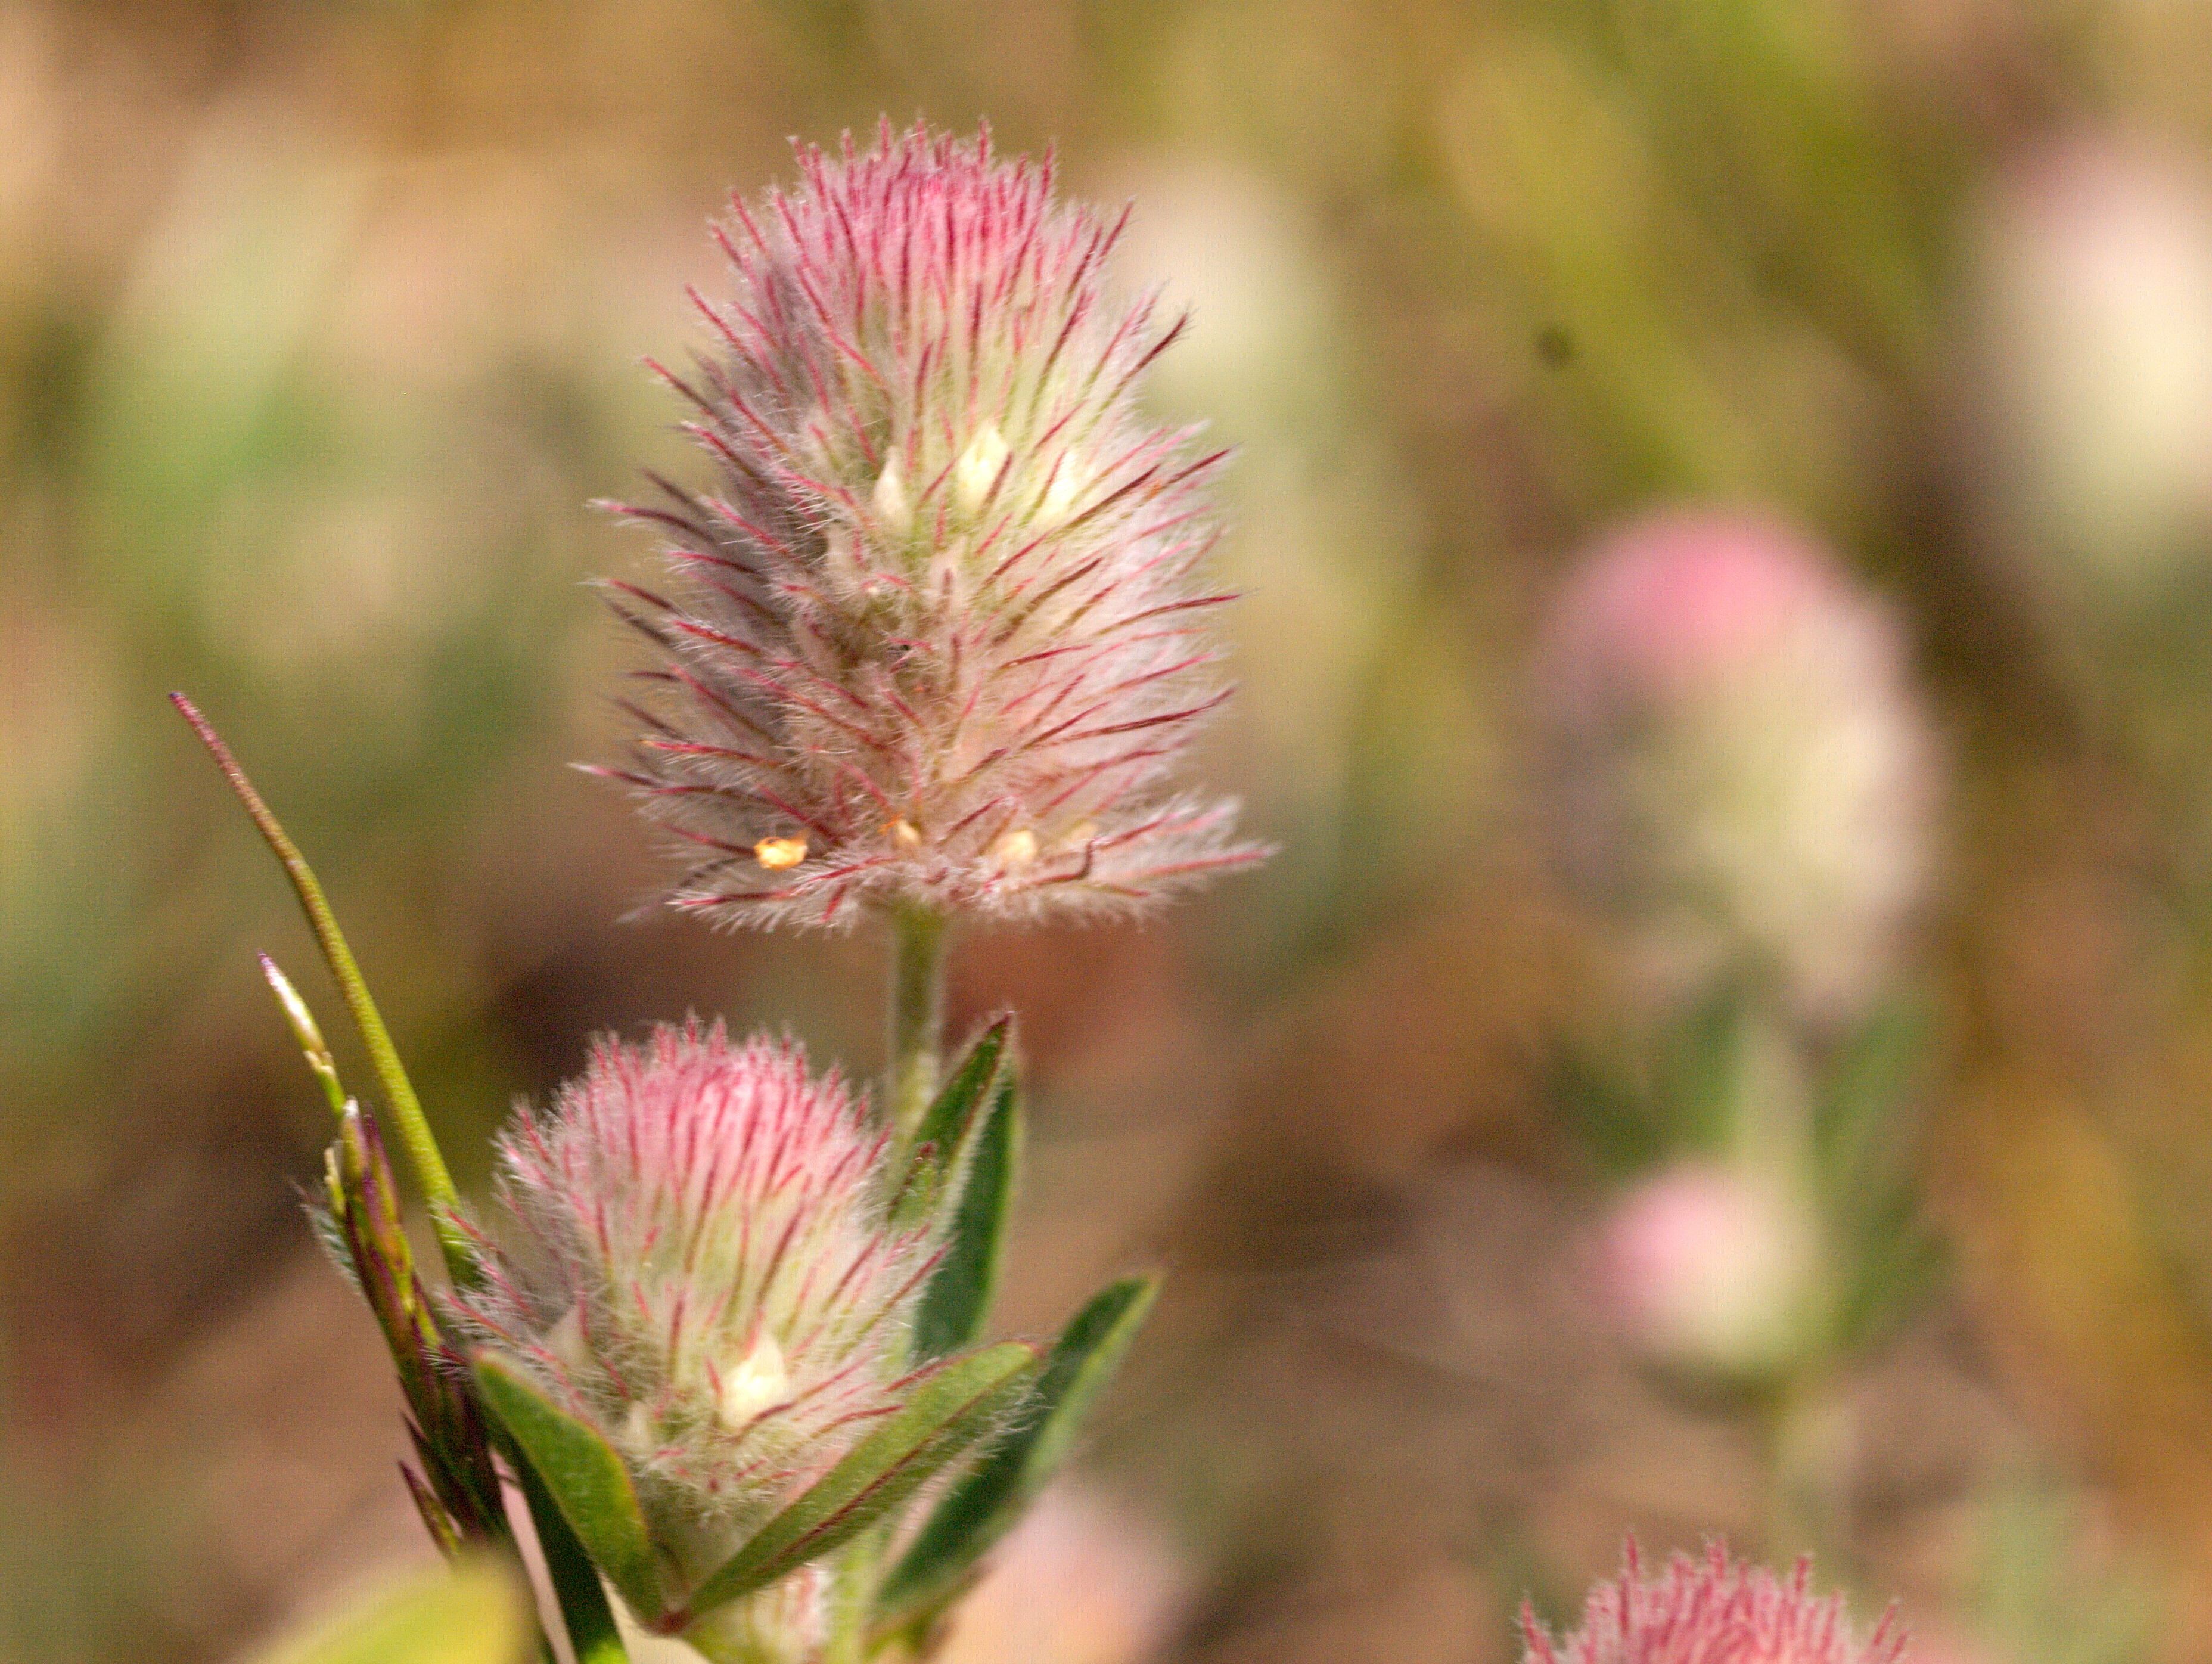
<box><xmin>515</xmin><ymin>1440</ymin><xmax>631</xmax><ymax>1663</ymax></box>
<box><xmin>1548</xmin><ymin>1041</ymin><xmax>1663</xmax><ymax>1179</ymax></box>
<box><xmin>682</xmin><ymin>1342</ymin><xmax>1040</xmax><ymax>1620</ymax></box>
<box><xmin>247</xmin><ymin>1556</ymin><xmax>531</xmax><ymax>1664</ymax></box>
<box><xmin>891</xmin><ymin>1014</ymin><xmax>1015</xmax><ymax>1230</ymax></box>
<box><xmin>473</xmin><ymin>1353</ymin><xmax>661</xmax><ymax>1625</ymax></box>
<box><xmin>1831</xmin><ymin>1193</ymin><xmax>1945</xmax><ymax>1352</ymax></box>
<box><xmin>874</xmin><ymin>1275</ymin><xmax>1158</xmax><ymax>1635</ymax></box>
<box><xmin>911</xmin><ymin>1076</ymin><xmax>1021</xmax><ymax>1360</ymax></box>
<box><xmin>1815</xmin><ymin>994</ymin><xmax>1929</xmax><ymax>1202</ymax></box>
<box><xmin>259</xmin><ymin>953</ymin><xmax>349</xmax><ymax>1120</ymax></box>
<box><xmin>1812</xmin><ymin>994</ymin><xmax>1940</xmax><ymax>1352</ymax></box>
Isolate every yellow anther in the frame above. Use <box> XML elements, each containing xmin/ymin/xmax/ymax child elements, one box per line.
<box><xmin>992</xmin><ymin>827</ymin><xmax>1039</xmax><ymax>867</ymax></box>
<box><xmin>887</xmin><ymin>818</ymin><xmax>923</xmax><ymax>851</ymax></box>
<box><xmin>754</xmin><ymin>836</ymin><xmax>809</xmax><ymax>871</ymax></box>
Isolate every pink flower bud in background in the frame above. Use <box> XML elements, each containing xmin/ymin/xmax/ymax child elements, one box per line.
<box><xmin>1535</xmin><ymin>510</ymin><xmax>1937</xmax><ymax>1020</ymax></box>
<box><xmin>602</xmin><ymin>121</ymin><xmax>1267</xmax><ymax>929</ymax></box>
<box><xmin>1524</xmin><ymin>1540</ymin><xmax>1905</xmax><ymax>1664</ymax></box>
<box><xmin>1971</xmin><ymin>135</ymin><xmax>2212</xmax><ymax>599</ymax></box>
<box><xmin>449</xmin><ymin>1021</ymin><xmax>936</xmax><ymax>1588</ymax></box>
<box><xmin>1594</xmin><ymin>1161</ymin><xmax>1819</xmax><ymax>1378</ymax></box>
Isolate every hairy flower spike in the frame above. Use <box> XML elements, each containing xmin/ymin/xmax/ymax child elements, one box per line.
<box><xmin>1524</xmin><ymin>1541</ymin><xmax>1906</xmax><ymax>1664</ymax></box>
<box><xmin>600</xmin><ymin>120</ymin><xmax>1267</xmax><ymax>928</ymax></box>
<box><xmin>448</xmin><ymin>1020</ymin><xmax>940</xmax><ymax>1587</ymax></box>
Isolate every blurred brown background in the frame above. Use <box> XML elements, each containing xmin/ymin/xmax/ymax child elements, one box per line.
<box><xmin>11</xmin><ymin>1</ymin><xmax>2212</xmax><ymax>1660</ymax></box>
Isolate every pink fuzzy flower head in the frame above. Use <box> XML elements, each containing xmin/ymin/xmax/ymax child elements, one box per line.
<box><xmin>602</xmin><ymin>120</ymin><xmax>1267</xmax><ymax>929</ymax></box>
<box><xmin>1536</xmin><ymin>509</ymin><xmax>1937</xmax><ymax>1020</ymax></box>
<box><xmin>1524</xmin><ymin>1541</ymin><xmax>1906</xmax><ymax>1664</ymax></box>
<box><xmin>449</xmin><ymin>1020</ymin><xmax>938</xmax><ymax>1583</ymax></box>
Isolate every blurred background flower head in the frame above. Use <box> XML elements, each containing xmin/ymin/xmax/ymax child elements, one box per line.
<box><xmin>1535</xmin><ymin>508</ymin><xmax>1937</xmax><ymax>1023</ymax></box>
<box><xmin>1972</xmin><ymin>132</ymin><xmax>2212</xmax><ymax>610</ymax></box>
<box><xmin>931</xmin><ymin>1483</ymin><xmax>1190</xmax><ymax>1664</ymax></box>
<box><xmin>1592</xmin><ymin>1159</ymin><xmax>1820</xmax><ymax>1380</ymax></box>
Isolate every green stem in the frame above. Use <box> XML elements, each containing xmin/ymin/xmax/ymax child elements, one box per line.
<box><xmin>1722</xmin><ymin>996</ymin><xmax>1835</xmax><ymax>1566</ymax></box>
<box><xmin>171</xmin><ymin>693</ymin><xmax>471</xmax><ymax>1282</ymax></box>
<box><xmin>1722</xmin><ymin>1001</ymin><xmax>1812</xmax><ymax>1183</ymax></box>
<box><xmin>887</xmin><ymin>904</ymin><xmax>950</xmax><ymax>1138</ymax></box>
<box><xmin>858</xmin><ymin>906</ymin><xmax>953</xmax><ymax>1652</ymax></box>
<box><xmin>1754</xmin><ymin>1367</ymin><xmax>1832</xmax><ymax>1566</ymax></box>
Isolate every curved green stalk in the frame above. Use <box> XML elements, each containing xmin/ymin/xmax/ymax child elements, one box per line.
<box><xmin>171</xmin><ymin>693</ymin><xmax>471</xmax><ymax>1281</ymax></box>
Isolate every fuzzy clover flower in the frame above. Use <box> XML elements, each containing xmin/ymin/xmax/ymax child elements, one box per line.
<box><xmin>449</xmin><ymin>1020</ymin><xmax>939</xmax><ymax>1588</ymax></box>
<box><xmin>1535</xmin><ymin>510</ymin><xmax>1937</xmax><ymax>1020</ymax></box>
<box><xmin>600</xmin><ymin>120</ymin><xmax>1267</xmax><ymax>929</ymax></box>
<box><xmin>1524</xmin><ymin>1541</ymin><xmax>1906</xmax><ymax>1664</ymax></box>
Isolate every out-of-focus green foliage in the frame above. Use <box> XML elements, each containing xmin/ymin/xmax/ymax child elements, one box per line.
<box><xmin>247</xmin><ymin>1558</ymin><xmax>530</xmax><ymax>1664</ymax></box>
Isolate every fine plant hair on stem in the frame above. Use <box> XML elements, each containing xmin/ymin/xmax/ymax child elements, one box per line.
<box><xmin>595</xmin><ymin>119</ymin><xmax>1270</xmax><ymax>931</ymax></box>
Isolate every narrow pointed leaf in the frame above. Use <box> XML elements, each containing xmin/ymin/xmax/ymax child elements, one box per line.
<box><xmin>891</xmin><ymin>1013</ymin><xmax>1015</xmax><ymax>1229</ymax></box>
<box><xmin>1815</xmin><ymin>995</ymin><xmax>1929</xmax><ymax>1207</ymax></box>
<box><xmin>473</xmin><ymin>1353</ymin><xmax>660</xmax><ymax>1625</ymax></box>
<box><xmin>171</xmin><ymin>694</ymin><xmax>470</xmax><ymax>1281</ymax></box>
<box><xmin>910</xmin><ymin>1076</ymin><xmax>1020</xmax><ymax>1359</ymax></box>
<box><xmin>514</xmin><ymin>1441</ymin><xmax>631</xmax><ymax>1663</ymax></box>
<box><xmin>874</xmin><ymin>1275</ymin><xmax>1158</xmax><ymax>1634</ymax></box>
<box><xmin>682</xmin><ymin>1342</ymin><xmax>1039</xmax><ymax>1619</ymax></box>
<box><xmin>399</xmin><ymin>1466</ymin><xmax>462</xmax><ymax>1560</ymax></box>
<box><xmin>260</xmin><ymin>953</ymin><xmax>349</xmax><ymax>1120</ymax></box>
